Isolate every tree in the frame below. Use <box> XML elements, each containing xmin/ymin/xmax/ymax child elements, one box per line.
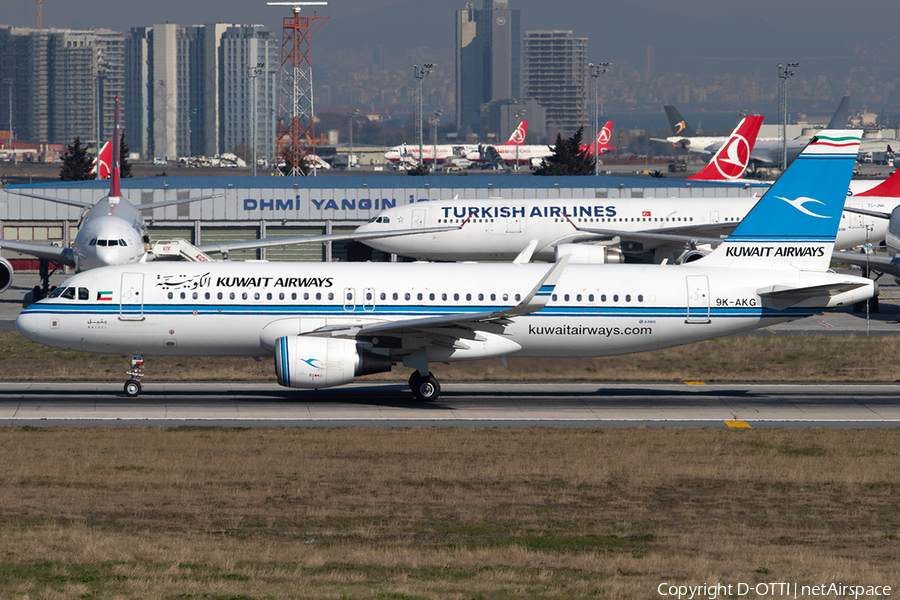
<box><xmin>533</xmin><ymin>126</ymin><xmax>596</xmax><ymax>176</ymax></box>
<box><xmin>119</xmin><ymin>132</ymin><xmax>133</xmax><ymax>178</ymax></box>
<box><xmin>59</xmin><ymin>137</ymin><xmax>94</xmax><ymax>181</ymax></box>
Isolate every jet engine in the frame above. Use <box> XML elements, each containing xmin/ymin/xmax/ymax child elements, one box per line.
<box><xmin>274</xmin><ymin>336</ymin><xmax>392</xmax><ymax>389</ymax></box>
<box><xmin>0</xmin><ymin>257</ymin><xmax>13</xmax><ymax>294</ymax></box>
<box><xmin>554</xmin><ymin>243</ymin><xmax>624</xmax><ymax>264</ymax></box>
<box><xmin>677</xmin><ymin>250</ymin><xmax>709</xmax><ymax>264</ymax></box>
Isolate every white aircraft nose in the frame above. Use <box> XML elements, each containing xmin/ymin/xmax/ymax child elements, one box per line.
<box><xmin>16</xmin><ymin>310</ymin><xmax>40</xmax><ymax>342</ymax></box>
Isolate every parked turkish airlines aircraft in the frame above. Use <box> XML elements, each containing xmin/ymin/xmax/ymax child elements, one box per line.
<box><xmin>833</xmin><ymin>169</ymin><xmax>900</xmax><ymax>278</ymax></box>
<box><xmin>687</xmin><ymin>116</ymin><xmax>764</xmax><ymax>182</ymax></box>
<box><xmin>16</xmin><ymin>130</ymin><xmax>873</xmax><ymax>402</ymax></box>
<box><xmin>383</xmin><ymin>121</ymin><xmax>527</xmax><ymax>165</ymax></box>
<box><xmin>582</xmin><ymin>121</ymin><xmax>617</xmax><ymax>156</ymax></box>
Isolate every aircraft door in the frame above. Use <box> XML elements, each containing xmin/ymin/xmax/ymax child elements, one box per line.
<box><xmin>709</xmin><ymin>210</ymin><xmax>720</xmax><ymax>223</ymax></box>
<box><xmin>685</xmin><ymin>275</ymin><xmax>710</xmax><ymax>324</ymax></box>
<box><xmin>412</xmin><ymin>209</ymin><xmax>426</xmax><ymax>229</ymax></box>
<box><xmin>343</xmin><ymin>287</ymin><xmax>356</xmax><ymax>312</ymax></box>
<box><xmin>363</xmin><ymin>287</ymin><xmax>375</xmax><ymax>312</ymax></box>
<box><xmin>507</xmin><ymin>215</ymin><xmax>522</xmax><ymax>233</ymax></box>
<box><xmin>847</xmin><ymin>203</ymin><xmax>864</xmax><ymax>228</ymax></box>
<box><xmin>119</xmin><ymin>273</ymin><xmax>145</xmax><ymax>321</ymax></box>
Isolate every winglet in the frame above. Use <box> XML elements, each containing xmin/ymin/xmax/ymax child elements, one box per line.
<box><xmin>512</xmin><ymin>240</ymin><xmax>539</xmax><ymax>264</ymax></box>
<box><xmin>856</xmin><ymin>167</ymin><xmax>900</xmax><ymax>198</ymax></box>
<box><xmin>110</xmin><ymin>96</ymin><xmax>121</xmax><ymax>198</ymax></box>
<box><xmin>504</xmin><ymin>254</ymin><xmax>569</xmax><ymax>317</ymax></box>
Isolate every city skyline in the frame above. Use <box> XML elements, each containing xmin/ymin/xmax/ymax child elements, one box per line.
<box><xmin>2</xmin><ymin>0</ymin><xmax>899</xmax><ymax>132</ymax></box>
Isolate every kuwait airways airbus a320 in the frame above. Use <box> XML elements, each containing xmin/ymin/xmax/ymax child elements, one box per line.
<box><xmin>17</xmin><ymin>131</ymin><xmax>873</xmax><ymax>402</ymax></box>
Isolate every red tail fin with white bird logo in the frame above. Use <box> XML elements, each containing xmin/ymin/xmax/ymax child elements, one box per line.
<box><xmin>687</xmin><ymin>116</ymin><xmax>763</xmax><ymax>181</ymax></box>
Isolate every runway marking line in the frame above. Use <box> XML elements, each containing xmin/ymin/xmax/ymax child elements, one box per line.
<box><xmin>724</xmin><ymin>420</ymin><xmax>752</xmax><ymax>428</ymax></box>
<box><xmin>684</xmin><ymin>381</ymin><xmax>706</xmax><ymax>385</ymax></box>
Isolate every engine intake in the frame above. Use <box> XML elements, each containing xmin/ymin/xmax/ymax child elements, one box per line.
<box><xmin>554</xmin><ymin>243</ymin><xmax>623</xmax><ymax>264</ymax></box>
<box><xmin>0</xmin><ymin>257</ymin><xmax>13</xmax><ymax>294</ymax></box>
<box><xmin>274</xmin><ymin>336</ymin><xmax>391</xmax><ymax>389</ymax></box>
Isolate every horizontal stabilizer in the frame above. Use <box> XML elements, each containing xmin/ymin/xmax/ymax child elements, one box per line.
<box><xmin>757</xmin><ymin>281</ymin><xmax>870</xmax><ymax>309</ymax></box>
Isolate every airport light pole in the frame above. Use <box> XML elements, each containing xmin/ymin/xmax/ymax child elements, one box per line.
<box><xmin>413</xmin><ymin>63</ymin><xmax>435</xmax><ymax>166</ymax></box>
<box><xmin>3</xmin><ymin>78</ymin><xmax>12</xmax><ymax>164</ymax></box>
<box><xmin>778</xmin><ymin>62</ymin><xmax>799</xmax><ymax>172</ymax></box>
<box><xmin>347</xmin><ymin>108</ymin><xmax>359</xmax><ymax>169</ymax></box>
<box><xmin>589</xmin><ymin>62</ymin><xmax>611</xmax><ymax>176</ymax></box>
<box><xmin>247</xmin><ymin>62</ymin><xmax>265</xmax><ymax>177</ymax></box>
<box><xmin>429</xmin><ymin>110</ymin><xmax>442</xmax><ymax>172</ymax></box>
<box><xmin>95</xmin><ymin>56</ymin><xmax>107</xmax><ymax>180</ymax></box>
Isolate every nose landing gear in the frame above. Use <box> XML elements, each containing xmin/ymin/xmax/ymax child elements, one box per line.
<box><xmin>124</xmin><ymin>354</ymin><xmax>145</xmax><ymax>397</ymax></box>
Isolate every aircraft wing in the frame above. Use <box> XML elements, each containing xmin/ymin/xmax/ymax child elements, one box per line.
<box><xmin>842</xmin><ymin>206</ymin><xmax>891</xmax><ymax>220</ymax></box>
<box><xmin>757</xmin><ymin>280</ymin><xmax>872</xmax><ymax>309</ymax></box>
<box><xmin>311</xmin><ymin>256</ymin><xmax>570</xmax><ymax>338</ymax></box>
<box><xmin>195</xmin><ymin>225</ymin><xmax>461</xmax><ymax>255</ymax></box>
<box><xmin>4</xmin><ymin>190</ymin><xmax>93</xmax><ymax>209</ymax></box>
<box><xmin>833</xmin><ymin>250</ymin><xmax>900</xmax><ymax>277</ymax></box>
<box><xmin>137</xmin><ymin>194</ymin><xmax>224</xmax><ymax>211</ymax></box>
<box><xmin>0</xmin><ymin>239</ymin><xmax>76</xmax><ymax>267</ymax></box>
<box><xmin>574</xmin><ymin>223</ymin><xmax>737</xmax><ymax>249</ymax></box>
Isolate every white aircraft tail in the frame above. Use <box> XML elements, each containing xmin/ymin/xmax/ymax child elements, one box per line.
<box><xmin>697</xmin><ymin>130</ymin><xmax>862</xmax><ymax>271</ymax></box>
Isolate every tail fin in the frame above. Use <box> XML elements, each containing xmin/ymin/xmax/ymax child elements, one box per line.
<box><xmin>91</xmin><ymin>141</ymin><xmax>112</xmax><ymax>180</ymax></box>
<box><xmin>502</xmin><ymin>121</ymin><xmax>528</xmax><ymax>145</ymax></box>
<box><xmin>697</xmin><ymin>130</ymin><xmax>862</xmax><ymax>271</ymax></box>
<box><xmin>826</xmin><ymin>95</ymin><xmax>851</xmax><ymax>129</ymax></box>
<box><xmin>687</xmin><ymin>116</ymin><xmax>764</xmax><ymax>181</ymax></box>
<box><xmin>664</xmin><ymin>105</ymin><xmax>697</xmax><ymax>137</ymax></box>
<box><xmin>110</xmin><ymin>96</ymin><xmax>121</xmax><ymax>197</ymax></box>
<box><xmin>581</xmin><ymin>121</ymin><xmax>616</xmax><ymax>156</ymax></box>
<box><xmin>857</xmin><ymin>167</ymin><xmax>900</xmax><ymax>198</ymax></box>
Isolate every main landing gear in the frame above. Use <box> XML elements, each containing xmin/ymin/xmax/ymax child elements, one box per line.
<box><xmin>124</xmin><ymin>354</ymin><xmax>145</xmax><ymax>397</ymax></box>
<box><xmin>408</xmin><ymin>371</ymin><xmax>441</xmax><ymax>402</ymax></box>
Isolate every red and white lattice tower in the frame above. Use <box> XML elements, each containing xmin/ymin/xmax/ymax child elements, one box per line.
<box><xmin>268</xmin><ymin>1</ymin><xmax>330</xmax><ymax>176</ymax></box>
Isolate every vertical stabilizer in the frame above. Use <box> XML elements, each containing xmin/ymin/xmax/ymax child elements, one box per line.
<box><xmin>664</xmin><ymin>106</ymin><xmax>697</xmax><ymax>137</ymax></box>
<box><xmin>688</xmin><ymin>116</ymin><xmax>763</xmax><ymax>181</ymax></box>
<box><xmin>502</xmin><ymin>121</ymin><xmax>528</xmax><ymax>145</ymax></box>
<box><xmin>856</xmin><ymin>167</ymin><xmax>900</xmax><ymax>198</ymax></box>
<box><xmin>826</xmin><ymin>96</ymin><xmax>851</xmax><ymax>129</ymax></box>
<box><xmin>697</xmin><ymin>130</ymin><xmax>862</xmax><ymax>271</ymax></box>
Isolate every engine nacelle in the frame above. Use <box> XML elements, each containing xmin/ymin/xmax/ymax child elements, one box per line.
<box><xmin>555</xmin><ymin>243</ymin><xmax>623</xmax><ymax>264</ymax></box>
<box><xmin>274</xmin><ymin>336</ymin><xmax>391</xmax><ymax>389</ymax></box>
<box><xmin>677</xmin><ymin>249</ymin><xmax>710</xmax><ymax>264</ymax></box>
<box><xmin>0</xmin><ymin>257</ymin><xmax>13</xmax><ymax>294</ymax></box>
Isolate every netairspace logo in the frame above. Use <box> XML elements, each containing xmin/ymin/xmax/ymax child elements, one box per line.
<box><xmin>657</xmin><ymin>582</ymin><xmax>892</xmax><ymax>599</ymax></box>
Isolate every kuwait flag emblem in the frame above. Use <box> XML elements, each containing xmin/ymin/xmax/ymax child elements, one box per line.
<box><xmin>97</xmin><ymin>291</ymin><xmax>113</xmax><ymax>301</ymax></box>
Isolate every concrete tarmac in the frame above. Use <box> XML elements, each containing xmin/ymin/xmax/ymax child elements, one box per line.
<box><xmin>2</xmin><ymin>381</ymin><xmax>900</xmax><ymax>428</ymax></box>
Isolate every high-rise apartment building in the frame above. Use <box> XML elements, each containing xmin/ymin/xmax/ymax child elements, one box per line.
<box><xmin>523</xmin><ymin>30</ymin><xmax>587</xmax><ymax>138</ymax></box>
<box><xmin>455</xmin><ymin>0</ymin><xmax>521</xmax><ymax>135</ymax></box>
<box><xmin>0</xmin><ymin>26</ymin><xmax>125</xmax><ymax>147</ymax></box>
<box><xmin>125</xmin><ymin>23</ymin><xmax>276</xmax><ymax>160</ymax></box>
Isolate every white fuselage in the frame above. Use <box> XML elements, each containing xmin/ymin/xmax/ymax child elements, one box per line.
<box><xmin>356</xmin><ymin>197</ymin><xmax>891</xmax><ymax>262</ymax></box>
<box><xmin>72</xmin><ymin>196</ymin><xmax>146</xmax><ymax>271</ymax></box>
<box><xmin>16</xmin><ymin>261</ymin><xmax>873</xmax><ymax>362</ymax></box>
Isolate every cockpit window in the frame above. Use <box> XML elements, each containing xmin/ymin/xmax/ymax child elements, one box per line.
<box><xmin>60</xmin><ymin>287</ymin><xmax>76</xmax><ymax>300</ymax></box>
<box><xmin>119</xmin><ymin>239</ymin><xmax>127</xmax><ymax>246</ymax></box>
<box><xmin>97</xmin><ymin>240</ymin><xmax>107</xmax><ymax>246</ymax></box>
<box><xmin>47</xmin><ymin>286</ymin><xmax>65</xmax><ymax>298</ymax></box>
<box><xmin>89</xmin><ymin>239</ymin><xmax>97</xmax><ymax>246</ymax></box>
<box><xmin>78</xmin><ymin>288</ymin><xmax>89</xmax><ymax>301</ymax></box>
<box><xmin>108</xmin><ymin>240</ymin><xmax>118</xmax><ymax>246</ymax></box>
<box><xmin>382</xmin><ymin>217</ymin><xmax>390</xmax><ymax>223</ymax></box>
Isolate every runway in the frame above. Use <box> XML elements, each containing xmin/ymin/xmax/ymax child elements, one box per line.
<box><xmin>3</xmin><ymin>381</ymin><xmax>900</xmax><ymax>428</ymax></box>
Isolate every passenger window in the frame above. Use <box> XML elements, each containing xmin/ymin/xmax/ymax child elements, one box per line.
<box><xmin>267</xmin><ymin>293</ymin><xmax>272</xmax><ymax>300</ymax></box>
<box><xmin>417</xmin><ymin>293</ymin><xmax>423</xmax><ymax>301</ymax></box>
<box><xmin>242</xmin><ymin>292</ymin><xmax>248</xmax><ymax>300</ymax></box>
<box><xmin>393</xmin><ymin>293</ymin><xmax>399</xmax><ymax>301</ymax></box>
<box><xmin>254</xmin><ymin>292</ymin><xmax>260</xmax><ymax>300</ymax></box>
<box><xmin>564</xmin><ymin>294</ymin><xmax>570</xmax><ymax>302</ymax></box>
<box><xmin>217</xmin><ymin>292</ymin><xmax>223</xmax><ymax>300</ymax></box>
<box><xmin>490</xmin><ymin>293</ymin><xmax>495</xmax><ymax>301</ymax></box>
<box><xmin>229</xmin><ymin>292</ymin><xmax>235</xmax><ymax>300</ymax></box>
<box><xmin>638</xmin><ymin>295</ymin><xmax>644</xmax><ymax>302</ymax></box>
<box><xmin>466</xmin><ymin>293</ymin><xmax>472</xmax><ymax>301</ymax></box>
<box><xmin>304</xmin><ymin>293</ymin><xmax>309</xmax><ymax>300</ymax></box>
<box><xmin>454</xmin><ymin>293</ymin><xmax>459</xmax><ymax>301</ymax></box>
<box><xmin>515</xmin><ymin>294</ymin><xmax>521</xmax><ymax>301</ymax></box>
<box><xmin>78</xmin><ymin>288</ymin><xmax>89</xmax><ymax>301</ymax></box>
<box><xmin>442</xmin><ymin>293</ymin><xmax>447</xmax><ymax>301</ymax></box>
<box><xmin>589</xmin><ymin>294</ymin><xmax>594</xmax><ymax>302</ymax></box>
<box><xmin>192</xmin><ymin>292</ymin><xmax>198</xmax><ymax>300</ymax></box>
<box><xmin>626</xmin><ymin>295</ymin><xmax>631</xmax><ymax>302</ymax></box>
<box><xmin>502</xmin><ymin>293</ymin><xmax>508</xmax><ymax>301</ymax></box>
<box><xmin>167</xmin><ymin>292</ymin><xmax>173</xmax><ymax>300</ymax></box>
<box><xmin>477</xmin><ymin>293</ymin><xmax>483</xmax><ymax>301</ymax></box>
<box><xmin>429</xmin><ymin>293</ymin><xmax>435</xmax><ymax>301</ymax></box>
<box><xmin>291</xmin><ymin>293</ymin><xmax>297</xmax><ymax>300</ymax></box>
<box><xmin>601</xmin><ymin>294</ymin><xmax>607</xmax><ymax>302</ymax></box>
<box><xmin>552</xmin><ymin>294</ymin><xmax>557</xmax><ymax>301</ymax></box>
<box><xmin>613</xmin><ymin>295</ymin><xmax>619</xmax><ymax>302</ymax></box>
<box><xmin>316</xmin><ymin>293</ymin><xmax>321</xmax><ymax>300</ymax></box>
<box><xmin>366</xmin><ymin>292</ymin><xmax>373</xmax><ymax>301</ymax></box>
<box><xmin>205</xmin><ymin>292</ymin><xmax>211</xmax><ymax>300</ymax></box>
<box><xmin>380</xmin><ymin>292</ymin><xmax>386</xmax><ymax>300</ymax></box>
<box><xmin>180</xmin><ymin>292</ymin><xmax>186</xmax><ymax>300</ymax></box>
<box><xmin>328</xmin><ymin>293</ymin><xmax>334</xmax><ymax>301</ymax></box>
<box><xmin>405</xmin><ymin>293</ymin><xmax>411</xmax><ymax>301</ymax></box>
<box><xmin>576</xmin><ymin>294</ymin><xmax>582</xmax><ymax>302</ymax></box>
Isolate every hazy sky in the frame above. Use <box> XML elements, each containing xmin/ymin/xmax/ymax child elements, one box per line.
<box><xmin>4</xmin><ymin>0</ymin><xmax>898</xmax><ymax>63</ymax></box>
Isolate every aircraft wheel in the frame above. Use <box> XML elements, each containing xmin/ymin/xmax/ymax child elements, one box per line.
<box><xmin>413</xmin><ymin>374</ymin><xmax>441</xmax><ymax>403</ymax></box>
<box><xmin>408</xmin><ymin>371</ymin><xmax>423</xmax><ymax>392</ymax></box>
<box><xmin>124</xmin><ymin>379</ymin><xmax>142</xmax><ymax>397</ymax></box>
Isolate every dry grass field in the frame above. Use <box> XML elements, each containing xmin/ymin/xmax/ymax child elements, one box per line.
<box><xmin>1</xmin><ymin>427</ymin><xmax>899</xmax><ymax>598</ymax></box>
<box><xmin>2</xmin><ymin>331</ymin><xmax>900</xmax><ymax>383</ymax></box>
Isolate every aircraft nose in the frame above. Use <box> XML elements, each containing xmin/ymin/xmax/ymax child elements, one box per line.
<box><xmin>16</xmin><ymin>310</ymin><xmax>41</xmax><ymax>342</ymax></box>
